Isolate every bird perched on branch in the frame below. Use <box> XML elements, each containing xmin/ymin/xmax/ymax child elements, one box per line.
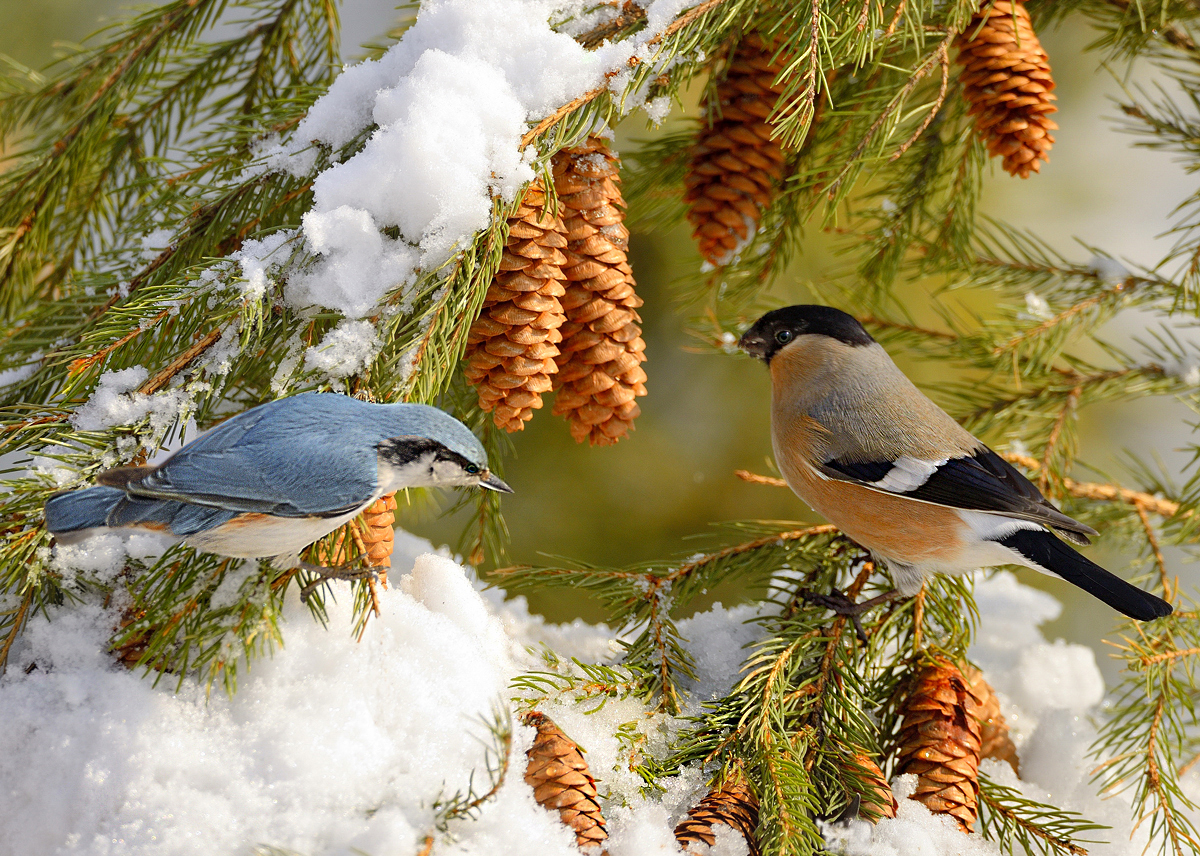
<box><xmin>45</xmin><ymin>393</ymin><xmax>511</xmax><ymax>593</ymax></box>
<box><xmin>739</xmin><ymin>305</ymin><xmax>1171</xmax><ymax>622</ymax></box>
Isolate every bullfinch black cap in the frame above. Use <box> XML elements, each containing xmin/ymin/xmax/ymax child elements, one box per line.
<box><xmin>738</xmin><ymin>305</ymin><xmax>875</xmax><ymax>363</ymax></box>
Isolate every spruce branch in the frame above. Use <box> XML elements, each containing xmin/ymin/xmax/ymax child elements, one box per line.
<box><xmin>977</xmin><ymin>774</ymin><xmax>1107</xmax><ymax>856</ymax></box>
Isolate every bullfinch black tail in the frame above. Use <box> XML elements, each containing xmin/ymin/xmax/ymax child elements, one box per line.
<box><xmin>44</xmin><ymin>486</ymin><xmax>126</xmax><ymax>534</ymax></box>
<box><xmin>998</xmin><ymin>528</ymin><xmax>1172</xmax><ymax>621</ymax></box>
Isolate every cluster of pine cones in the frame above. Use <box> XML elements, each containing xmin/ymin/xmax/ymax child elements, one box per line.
<box><xmin>463</xmin><ymin>0</ymin><xmax>1056</xmax><ymax>444</ymax></box>
<box><xmin>465</xmin><ymin>138</ymin><xmax>647</xmax><ymax>446</ymax></box>
<box><xmin>519</xmin><ymin>659</ymin><xmax>1016</xmax><ymax>854</ymax></box>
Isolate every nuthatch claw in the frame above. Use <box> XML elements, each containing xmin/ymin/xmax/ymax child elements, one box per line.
<box><xmin>45</xmin><ymin>393</ymin><xmax>513</xmax><ymax>581</ymax></box>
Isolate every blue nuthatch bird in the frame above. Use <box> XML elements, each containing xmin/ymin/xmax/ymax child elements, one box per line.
<box><xmin>739</xmin><ymin>304</ymin><xmax>1171</xmax><ymax>621</ymax></box>
<box><xmin>44</xmin><ymin>393</ymin><xmax>510</xmax><ymax>589</ymax></box>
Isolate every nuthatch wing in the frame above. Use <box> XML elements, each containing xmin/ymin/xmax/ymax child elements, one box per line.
<box><xmin>739</xmin><ymin>305</ymin><xmax>1171</xmax><ymax>621</ymax></box>
<box><xmin>45</xmin><ymin>393</ymin><xmax>510</xmax><ymax>588</ymax></box>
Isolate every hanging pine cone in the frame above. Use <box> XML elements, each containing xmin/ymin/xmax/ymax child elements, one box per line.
<box><xmin>965</xmin><ymin>666</ymin><xmax>1020</xmax><ymax>775</ymax></box>
<box><xmin>465</xmin><ymin>181</ymin><xmax>567</xmax><ymax>431</ymax></box>
<box><xmin>893</xmin><ymin>658</ymin><xmax>983</xmax><ymax>832</ymax></box>
<box><xmin>550</xmin><ymin>136</ymin><xmax>647</xmax><ymax>446</ymax></box>
<box><xmin>848</xmin><ymin>753</ymin><xmax>897</xmax><ymax>822</ymax></box>
<box><xmin>321</xmin><ymin>493</ymin><xmax>398</xmax><ymax>585</ymax></box>
<box><xmin>674</xmin><ymin>767</ymin><xmax>760</xmax><ymax>856</ymax></box>
<box><xmin>524</xmin><ymin>711</ymin><xmax>608</xmax><ymax>850</ymax></box>
<box><xmin>684</xmin><ymin>33</ymin><xmax>788</xmax><ymax>265</ymax></box>
<box><xmin>955</xmin><ymin>0</ymin><xmax>1057</xmax><ymax>178</ymax></box>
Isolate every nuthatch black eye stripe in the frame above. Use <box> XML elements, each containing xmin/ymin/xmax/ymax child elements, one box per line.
<box><xmin>741</xmin><ymin>303</ymin><xmax>1172</xmax><ymax>622</ymax></box>
<box><xmin>44</xmin><ymin>393</ymin><xmax>512</xmax><ymax>574</ymax></box>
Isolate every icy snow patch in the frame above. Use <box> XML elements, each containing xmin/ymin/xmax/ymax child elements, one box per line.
<box><xmin>302</xmin><ymin>318</ymin><xmax>384</xmax><ymax>379</ymax></box>
<box><xmin>70</xmin><ymin>368</ymin><xmax>194</xmax><ymax>436</ymax></box>
<box><xmin>277</xmin><ymin>0</ymin><xmax>691</xmax><ymax>317</ymax></box>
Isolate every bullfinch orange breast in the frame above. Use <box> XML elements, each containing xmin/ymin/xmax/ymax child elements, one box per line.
<box><xmin>739</xmin><ymin>304</ymin><xmax>1171</xmax><ymax>621</ymax></box>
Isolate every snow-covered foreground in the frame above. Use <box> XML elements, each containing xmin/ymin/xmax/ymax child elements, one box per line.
<box><xmin>0</xmin><ymin>531</ymin><xmax>1188</xmax><ymax>855</ymax></box>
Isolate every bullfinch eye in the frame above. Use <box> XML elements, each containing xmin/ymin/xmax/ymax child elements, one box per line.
<box><xmin>775</xmin><ymin>329</ymin><xmax>793</xmax><ymax>345</ymax></box>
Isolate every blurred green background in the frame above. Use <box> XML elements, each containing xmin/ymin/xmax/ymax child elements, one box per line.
<box><xmin>8</xmin><ymin>2</ymin><xmax>1197</xmax><ymax>679</ymax></box>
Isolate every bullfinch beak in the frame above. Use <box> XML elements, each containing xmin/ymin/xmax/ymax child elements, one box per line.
<box><xmin>738</xmin><ymin>329</ymin><xmax>770</xmax><ymax>361</ymax></box>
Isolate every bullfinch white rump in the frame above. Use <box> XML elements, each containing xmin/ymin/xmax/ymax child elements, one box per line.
<box><xmin>739</xmin><ymin>304</ymin><xmax>1171</xmax><ymax>621</ymax></box>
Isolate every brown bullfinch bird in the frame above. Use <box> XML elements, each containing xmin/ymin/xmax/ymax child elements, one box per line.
<box><xmin>739</xmin><ymin>304</ymin><xmax>1171</xmax><ymax>621</ymax></box>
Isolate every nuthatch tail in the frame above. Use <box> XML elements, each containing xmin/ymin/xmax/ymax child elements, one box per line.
<box><xmin>45</xmin><ymin>393</ymin><xmax>510</xmax><ymax>584</ymax></box>
<box><xmin>739</xmin><ymin>305</ymin><xmax>1170</xmax><ymax>621</ymax></box>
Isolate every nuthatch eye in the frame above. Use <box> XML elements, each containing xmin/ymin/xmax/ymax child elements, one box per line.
<box><xmin>45</xmin><ymin>393</ymin><xmax>511</xmax><ymax>581</ymax></box>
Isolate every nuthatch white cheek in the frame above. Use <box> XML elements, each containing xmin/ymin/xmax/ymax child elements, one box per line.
<box><xmin>45</xmin><ymin>393</ymin><xmax>512</xmax><ymax>568</ymax></box>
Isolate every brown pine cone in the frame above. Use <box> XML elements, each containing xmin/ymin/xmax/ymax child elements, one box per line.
<box><xmin>322</xmin><ymin>492</ymin><xmax>398</xmax><ymax>584</ymax></box>
<box><xmin>894</xmin><ymin>658</ymin><xmax>983</xmax><ymax>832</ymax></box>
<box><xmin>955</xmin><ymin>0</ymin><xmax>1057</xmax><ymax>178</ymax></box>
<box><xmin>550</xmin><ymin>136</ymin><xmax>647</xmax><ymax>446</ymax></box>
<box><xmin>674</xmin><ymin>767</ymin><xmax>760</xmax><ymax>856</ymax></box>
<box><xmin>465</xmin><ymin>181</ymin><xmax>567</xmax><ymax>431</ymax></box>
<box><xmin>524</xmin><ymin>711</ymin><xmax>608</xmax><ymax>850</ymax></box>
<box><xmin>684</xmin><ymin>33</ymin><xmax>788</xmax><ymax>265</ymax></box>
<box><xmin>965</xmin><ymin>666</ymin><xmax>1020</xmax><ymax>775</ymax></box>
<box><xmin>849</xmin><ymin>753</ymin><xmax>897</xmax><ymax>822</ymax></box>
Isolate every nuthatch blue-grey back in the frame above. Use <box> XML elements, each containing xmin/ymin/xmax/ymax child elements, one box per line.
<box><xmin>739</xmin><ymin>304</ymin><xmax>1171</xmax><ymax>622</ymax></box>
<box><xmin>45</xmin><ymin>393</ymin><xmax>510</xmax><ymax>586</ymax></box>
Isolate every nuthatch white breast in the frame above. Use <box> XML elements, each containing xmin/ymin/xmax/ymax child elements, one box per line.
<box><xmin>739</xmin><ymin>305</ymin><xmax>1171</xmax><ymax>621</ymax></box>
<box><xmin>45</xmin><ymin>393</ymin><xmax>510</xmax><ymax>590</ymax></box>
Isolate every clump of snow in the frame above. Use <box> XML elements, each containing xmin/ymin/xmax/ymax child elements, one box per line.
<box><xmin>642</xmin><ymin>95</ymin><xmax>673</xmax><ymax>125</ymax></box>
<box><xmin>70</xmin><ymin>368</ymin><xmax>193</xmax><ymax>436</ymax></box>
<box><xmin>49</xmin><ymin>532</ymin><xmax>130</xmax><ymax>582</ymax></box>
<box><xmin>0</xmin><ymin>353</ymin><xmax>41</xmax><ymax>389</ymax></box>
<box><xmin>69</xmin><ymin>367</ymin><xmax>150</xmax><ymax>431</ymax></box>
<box><xmin>303</xmin><ymin>318</ymin><xmax>383</xmax><ymax>379</ymax></box>
<box><xmin>822</xmin><ymin>775</ymin><xmax>1001</xmax><ymax>856</ymax></box>
<box><xmin>1022</xmin><ymin>291</ymin><xmax>1054</xmax><ymax>321</ymax></box>
<box><xmin>1088</xmin><ymin>255</ymin><xmax>1131</xmax><ymax>284</ymax></box>
<box><xmin>286</xmin><ymin>206</ymin><xmax>419</xmax><ymax>317</ymax></box>
<box><xmin>273</xmin><ymin>0</ymin><xmax>692</xmax><ymax>319</ymax></box>
<box><xmin>140</xmin><ymin>227</ymin><xmax>173</xmax><ymax>261</ymax></box>
<box><xmin>231</xmin><ymin>231</ymin><xmax>293</xmax><ymax>302</ymax></box>
<box><xmin>1165</xmin><ymin>354</ymin><xmax>1200</xmax><ymax>387</ymax></box>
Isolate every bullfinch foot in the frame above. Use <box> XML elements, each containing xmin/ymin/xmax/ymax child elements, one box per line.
<box><xmin>799</xmin><ymin>588</ymin><xmax>903</xmax><ymax>642</ymax></box>
<box><xmin>296</xmin><ymin>561</ymin><xmax>379</xmax><ymax>604</ymax></box>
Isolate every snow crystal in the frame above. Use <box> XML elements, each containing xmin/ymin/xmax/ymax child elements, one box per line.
<box><xmin>196</xmin><ymin>323</ymin><xmax>241</xmax><ymax>377</ymax></box>
<box><xmin>302</xmin><ymin>318</ymin><xmax>383</xmax><ymax>379</ymax></box>
<box><xmin>642</xmin><ymin>95</ymin><xmax>673</xmax><ymax>125</ymax></box>
<box><xmin>139</xmin><ymin>228</ymin><xmax>173</xmax><ymax>261</ymax></box>
<box><xmin>231</xmin><ymin>231</ymin><xmax>293</xmax><ymax>301</ymax></box>
<box><xmin>69</xmin><ymin>367</ymin><xmax>150</xmax><ymax>431</ymax></box>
